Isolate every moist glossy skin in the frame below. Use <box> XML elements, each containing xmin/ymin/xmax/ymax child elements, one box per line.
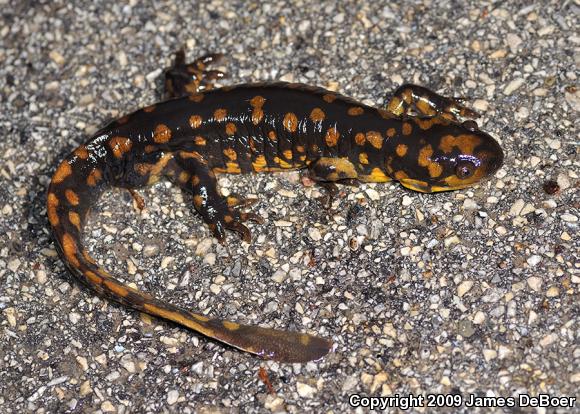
<box><xmin>47</xmin><ymin>52</ymin><xmax>504</xmax><ymax>363</ymax></box>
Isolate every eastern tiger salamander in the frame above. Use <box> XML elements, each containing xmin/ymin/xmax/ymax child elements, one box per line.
<box><xmin>47</xmin><ymin>51</ymin><xmax>503</xmax><ymax>362</ymax></box>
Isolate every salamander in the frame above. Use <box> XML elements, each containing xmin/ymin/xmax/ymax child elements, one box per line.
<box><xmin>47</xmin><ymin>51</ymin><xmax>504</xmax><ymax>363</ymax></box>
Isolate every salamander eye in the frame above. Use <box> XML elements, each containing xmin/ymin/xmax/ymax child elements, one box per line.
<box><xmin>455</xmin><ymin>161</ymin><xmax>475</xmax><ymax>179</ymax></box>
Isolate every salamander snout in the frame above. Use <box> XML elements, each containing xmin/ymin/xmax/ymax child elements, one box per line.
<box><xmin>393</xmin><ymin>124</ymin><xmax>504</xmax><ymax>193</ymax></box>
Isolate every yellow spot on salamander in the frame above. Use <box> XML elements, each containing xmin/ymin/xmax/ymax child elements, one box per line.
<box><xmin>359</xmin><ymin>153</ymin><xmax>368</xmax><ymax>164</ymax></box>
<box><xmin>61</xmin><ymin>233</ymin><xmax>80</xmax><ymax>267</ymax></box>
<box><xmin>68</xmin><ymin>211</ymin><xmax>81</xmax><ymax>231</ymax></box>
<box><xmin>225</xmin><ymin>161</ymin><xmax>241</xmax><ymax>173</ymax></box>
<box><xmin>418</xmin><ymin>145</ymin><xmax>433</xmax><ymax>167</ymax></box>
<box><xmin>85</xmin><ymin>271</ymin><xmax>102</xmax><ymax>285</ymax></box>
<box><xmin>225</xmin><ymin>122</ymin><xmax>237</xmax><ymax>135</ymax></box>
<box><xmin>325</xmin><ymin>127</ymin><xmax>340</xmax><ymax>147</ymax></box>
<box><xmin>322</xmin><ymin>93</ymin><xmax>336</xmax><ymax>103</ymax></box>
<box><xmin>74</xmin><ymin>146</ymin><xmax>89</xmax><ymax>159</ymax></box>
<box><xmin>104</xmin><ymin>280</ymin><xmax>129</xmax><ymax>297</ymax></box>
<box><xmin>310</xmin><ymin>107</ymin><xmax>325</xmax><ymax>122</ymax></box>
<box><xmin>86</xmin><ymin>168</ymin><xmax>102</xmax><ymax>187</ymax></box>
<box><xmin>153</xmin><ymin>125</ymin><xmax>171</xmax><ymax>144</ymax></box>
<box><xmin>189</xmin><ymin>115</ymin><xmax>202</xmax><ymax>129</ymax></box>
<box><xmin>194</xmin><ymin>136</ymin><xmax>206</xmax><ymax>146</ymax></box>
<box><xmin>252</xmin><ymin>155</ymin><xmax>267</xmax><ymax>172</ymax></box>
<box><xmin>355</xmin><ymin>133</ymin><xmax>365</xmax><ymax>146</ymax></box>
<box><xmin>347</xmin><ymin>106</ymin><xmax>364</xmax><ymax>116</ymax></box>
<box><xmin>402</xmin><ymin>122</ymin><xmax>413</xmax><ymax>136</ymax></box>
<box><xmin>396</xmin><ymin>144</ymin><xmax>408</xmax><ymax>157</ymax></box>
<box><xmin>268</xmin><ymin>131</ymin><xmax>277</xmax><ymax>142</ymax></box>
<box><xmin>368</xmin><ymin>167</ymin><xmax>390</xmax><ymax>183</ymax></box>
<box><xmin>283</xmin><ymin>112</ymin><xmax>298</xmax><ymax>132</ymax></box>
<box><xmin>439</xmin><ymin>134</ymin><xmax>481</xmax><ymax>155</ymax></box>
<box><xmin>252</xmin><ymin>108</ymin><xmax>264</xmax><ymax>125</ymax></box>
<box><xmin>222</xmin><ymin>321</ymin><xmax>240</xmax><ymax>331</ymax></box>
<box><xmin>65</xmin><ymin>189</ymin><xmax>80</xmax><ymax>206</ymax></box>
<box><xmin>213</xmin><ymin>108</ymin><xmax>227</xmax><ymax>122</ymax></box>
<box><xmin>47</xmin><ymin>193</ymin><xmax>59</xmax><ymax>226</ymax></box>
<box><xmin>52</xmin><ymin>160</ymin><xmax>72</xmax><ymax>184</ymax></box>
<box><xmin>386</xmin><ymin>127</ymin><xmax>396</xmax><ymax>138</ymax></box>
<box><xmin>283</xmin><ymin>150</ymin><xmax>293</xmax><ymax>160</ymax></box>
<box><xmin>365</xmin><ymin>131</ymin><xmax>383</xmax><ymax>149</ymax></box>
<box><xmin>223</xmin><ymin>148</ymin><xmax>237</xmax><ymax>161</ymax></box>
<box><xmin>109</xmin><ymin>136</ymin><xmax>133</xmax><ymax>158</ymax></box>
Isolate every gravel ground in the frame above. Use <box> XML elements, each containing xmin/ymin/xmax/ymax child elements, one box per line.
<box><xmin>1</xmin><ymin>0</ymin><xmax>578</xmax><ymax>413</ymax></box>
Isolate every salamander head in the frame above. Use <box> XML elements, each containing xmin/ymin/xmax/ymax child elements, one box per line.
<box><xmin>391</xmin><ymin>121</ymin><xmax>504</xmax><ymax>193</ymax></box>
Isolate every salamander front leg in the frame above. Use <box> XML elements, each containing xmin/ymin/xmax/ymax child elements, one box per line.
<box><xmin>307</xmin><ymin>157</ymin><xmax>359</xmax><ymax>207</ymax></box>
<box><xmin>386</xmin><ymin>84</ymin><xmax>479</xmax><ymax>121</ymax></box>
<box><xmin>164</xmin><ymin>50</ymin><xmax>226</xmax><ymax>98</ymax></box>
<box><xmin>169</xmin><ymin>151</ymin><xmax>263</xmax><ymax>243</ymax></box>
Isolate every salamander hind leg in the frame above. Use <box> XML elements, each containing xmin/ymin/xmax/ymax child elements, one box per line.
<box><xmin>164</xmin><ymin>50</ymin><xmax>226</xmax><ymax>98</ymax></box>
<box><xmin>386</xmin><ymin>84</ymin><xmax>479</xmax><ymax>121</ymax></box>
<box><xmin>170</xmin><ymin>151</ymin><xmax>263</xmax><ymax>243</ymax></box>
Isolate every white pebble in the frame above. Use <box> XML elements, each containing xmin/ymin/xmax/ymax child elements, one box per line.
<box><xmin>503</xmin><ymin>78</ymin><xmax>525</xmax><ymax>95</ymax></box>
<box><xmin>457</xmin><ymin>281</ymin><xmax>474</xmax><ymax>297</ymax></box>
<box><xmin>296</xmin><ymin>382</ymin><xmax>316</xmax><ymax>398</ymax></box>
<box><xmin>167</xmin><ymin>390</ymin><xmax>179</xmax><ymax>405</ymax></box>
<box><xmin>526</xmin><ymin>255</ymin><xmax>541</xmax><ymax>266</ymax></box>
<box><xmin>527</xmin><ymin>276</ymin><xmax>542</xmax><ymax>292</ymax></box>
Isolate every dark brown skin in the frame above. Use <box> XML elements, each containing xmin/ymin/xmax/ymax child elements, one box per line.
<box><xmin>47</xmin><ymin>51</ymin><xmax>504</xmax><ymax>363</ymax></box>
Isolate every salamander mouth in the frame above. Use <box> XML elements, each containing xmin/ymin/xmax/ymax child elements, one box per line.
<box><xmin>399</xmin><ymin>178</ymin><xmax>475</xmax><ymax>193</ymax></box>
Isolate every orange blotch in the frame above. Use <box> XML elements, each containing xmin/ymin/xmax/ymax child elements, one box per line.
<box><xmin>86</xmin><ymin>168</ymin><xmax>102</xmax><ymax>187</ymax></box>
<box><xmin>194</xmin><ymin>136</ymin><xmax>206</xmax><ymax>146</ymax></box>
<box><xmin>68</xmin><ymin>211</ymin><xmax>81</xmax><ymax>231</ymax></box>
<box><xmin>143</xmin><ymin>105</ymin><xmax>156</xmax><ymax>113</ymax></box>
<box><xmin>225</xmin><ymin>122</ymin><xmax>237</xmax><ymax>135</ymax></box>
<box><xmin>61</xmin><ymin>233</ymin><xmax>80</xmax><ymax>267</ymax></box>
<box><xmin>296</xmin><ymin>145</ymin><xmax>305</xmax><ymax>153</ymax></box>
<box><xmin>386</xmin><ymin>127</ymin><xmax>397</xmax><ymax>138</ymax></box>
<box><xmin>283</xmin><ymin>112</ymin><xmax>298</xmax><ymax>132</ymax></box>
<box><xmin>439</xmin><ymin>134</ymin><xmax>481</xmax><ymax>155</ymax></box>
<box><xmin>322</xmin><ymin>94</ymin><xmax>336</xmax><ymax>103</ymax></box>
<box><xmin>396</xmin><ymin>144</ymin><xmax>408</xmax><ymax>157</ymax></box>
<box><xmin>144</xmin><ymin>145</ymin><xmax>156</xmax><ymax>153</ymax></box>
<box><xmin>74</xmin><ymin>146</ymin><xmax>89</xmax><ymax>159</ymax></box>
<box><xmin>189</xmin><ymin>115</ymin><xmax>202</xmax><ymax>129</ymax></box>
<box><xmin>52</xmin><ymin>160</ymin><xmax>72</xmax><ymax>184</ymax></box>
<box><xmin>325</xmin><ymin>127</ymin><xmax>340</xmax><ymax>147</ymax></box>
<box><xmin>365</xmin><ymin>131</ymin><xmax>383</xmax><ymax>149</ymax></box>
<box><xmin>418</xmin><ymin>145</ymin><xmax>434</xmax><ymax>167</ymax></box>
<box><xmin>250</xmin><ymin>95</ymin><xmax>265</xmax><ymax>108</ymax></box>
<box><xmin>428</xmin><ymin>161</ymin><xmax>443</xmax><ymax>178</ymax></box>
<box><xmin>268</xmin><ymin>130</ymin><xmax>277</xmax><ymax>142</ymax></box>
<box><xmin>347</xmin><ymin>106</ymin><xmax>364</xmax><ymax>116</ymax></box>
<box><xmin>223</xmin><ymin>148</ymin><xmax>238</xmax><ymax>161</ymax></box>
<box><xmin>65</xmin><ymin>189</ymin><xmax>80</xmax><ymax>206</ymax></box>
<box><xmin>109</xmin><ymin>136</ymin><xmax>133</xmax><ymax>158</ymax></box>
<box><xmin>355</xmin><ymin>133</ymin><xmax>365</xmax><ymax>146</ymax></box>
<box><xmin>47</xmin><ymin>193</ymin><xmax>59</xmax><ymax>226</ymax></box>
<box><xmin>402</xmin><ymin>122</ymin><xmax>413</xmax><ymax>136</ymax></box>
<box><xmin>213</xmin><ymin>108</ymin><xmax>227</xmax><ymax>122</ymax></box>
<box><xmin>103</xmin><ymin>279</ymin><xmax>129</xmax><ymax>297</ymax></box>
<box><xmin>252</xmin><ymin>108</ymin><xmax>264</xmax><ymax>125</ymax></box>
<box><xmin>252</xmin><ymin>155</ymin><xmax>267</xmax><ymax>171</ymax></box>
<box><xmin>153</xmin><ymin>124</ymin><xmax>172</xmax><ymax>144</ymax></box>
<box><xmin>310</xmin><ymin>107</ymin><xmax>326</xmax><ymax>122</ymax></box>
<box><xmin>283</xmin><ymin>150</ymin><xmax>293</xmax><ymax>160</ymax></box>
<box><xmin>85</xmin><ymin>271</ymin><xmax>102</xmax><ymax>285</ymax></box>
